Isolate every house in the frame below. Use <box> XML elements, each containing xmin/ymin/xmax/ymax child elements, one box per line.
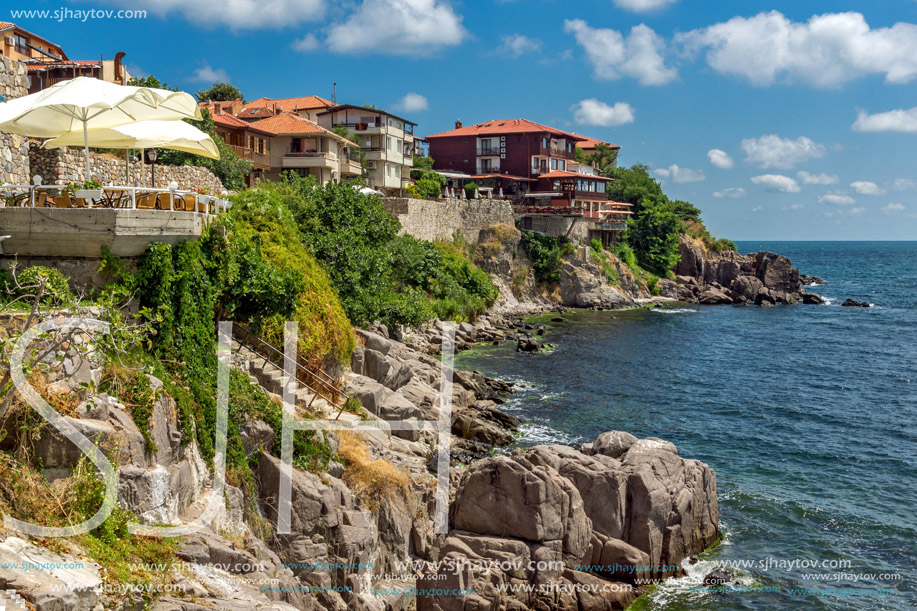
<box><xmin>201</xmin><ymin>99</ymin><xmax>243</xmax><ymax>117</ymax></box>
<box><xmin>242</xmin><ymin>95</ymin><xmax>334</xmax><ymax>122</ymax></box>
<box><xmin>251</xmin><ymin>112</ymin><xmax>362</xmax><ymax>185</ymax></box>
<box><xmin>0</xmin><ymin>22</ymin><xmax>66</xmax><ymax>62</ymax></box>
<box><xmin>316</xmin><ymin>105</ymin><xmax>416</xmax><ymax>195</ymax></box>
<box><xmin>210</xmin><ymin>111</ymin><xmax>273</xmax><ymax>186</ymax></box>
<box><xmin>1</xmin><ymin>22</ymin><xmax>131</xmax><ymax>93</ymax></box>
<box><xmin>569</xmin><ymin>134</ymin><xmax>620</xmax><ymax>175</ymax></box>
<box><xmin>426</xmin><ymin>118</ymin><xmax>630</xmax><ymax>241</ymax></box>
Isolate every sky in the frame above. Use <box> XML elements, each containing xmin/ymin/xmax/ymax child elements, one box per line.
<box><xmin>12</xmin><ymin>0</ymin><xmax>917</xmax><ymax>240</ymax></box>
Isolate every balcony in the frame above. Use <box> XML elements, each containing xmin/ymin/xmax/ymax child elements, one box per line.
<box><xmin>228</xmin><ymin>144</ymin><xmax>254</xmax><ymax>160</ymax></box>
<box><xmin>476</xmin><ymin>147</ymin><xmax>499</xmax><ymax>156</ymax></box>
<box><xmin>282</xmin><ymin>151</ymin><xmax>337</xmax><ymax>169</ymax></box>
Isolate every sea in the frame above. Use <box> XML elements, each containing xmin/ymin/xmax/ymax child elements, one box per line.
<box><xmin>454</xmin><ymin>241</ymin><xmax>916</xmax><ymax>610</ymax></box>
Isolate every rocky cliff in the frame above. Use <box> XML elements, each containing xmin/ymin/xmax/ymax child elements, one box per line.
<box><xmin>0</xmin><ymin>314</ymin><xmax>719</xmax><ymax>611</ymax></box>
<box><xmin>658</xmin><ymin>235</ymin><xmax>824</xmax><ymax>306</ymax></box>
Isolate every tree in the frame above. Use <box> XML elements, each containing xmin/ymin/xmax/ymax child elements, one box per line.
<box><xmin>670</xmin><ymin>199</ymin><xmax>702</xmax><ymax>223</ymax></box>
<box><xmin>584</xmin><ymin>143</ymin><xmax>618</xmax><ymax>173</ymax></box>
<box><xmin>128</xmin><ymin>75</ymin><xmax>176</xmax><ymax>91</ymax></box>
<box><xmin>625</xmin><ymin>198</ymin><xmax>682</xmax><ymax>276</ymax></box>
<box><xmin>604</xmin><ymin>163</ymin><xmax>667</xmax><ymax>214</ymax></box>
<box><xmin>195</xmin><ymin>81</ymin><xmax>243</xmax><ymax>102</ymax></box>
<box><xmin>413</xmin><ymin>155</ymin><xmax>435</xmax><ymax>171</ymax></box>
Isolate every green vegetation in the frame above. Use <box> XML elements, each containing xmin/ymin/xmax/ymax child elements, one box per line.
<box><xmin>266</xmin><ymin>173</ymin><xmax>497</xmax><ymax>327</ymax></box>
<box><xmin>3</xmin><ymin>266</ymin><xmax>73</xmax><ymax>305</ymax></box>
<box><xmin>519</xmin><ymin>231</ymin><xmax>575</xmax><ymax>283</ymax></box>
<box><xmin>589</xmin><ymin>240</ymin><xmax>620</xmax><ymax>285</ymax></box>
<box><xmin>464</xmin><ymin>182</ymin><xmax>479</xmax><ymax>198</ymax></box>
<box><xmin>195</xmin><ymin>81</ymin><xmax>244</xmax><ymax>102</ymax></box>
<box><xmin>602</xmin><ymin>163</ymin><xmax>736</xmax><ymax>274</ymax></box>
<box><xmin>407</xmin><ymin>169</ymin><xmax>446</xmax><ymax>199</ymax></box>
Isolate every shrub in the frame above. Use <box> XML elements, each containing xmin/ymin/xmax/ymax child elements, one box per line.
<box><xmin>464</xmin><ymin>182</ymin><xmax>478</xmax><ymax>198</ymax></box>
<box><xmin>519</xmin><ymin>231</ymin><xmax>571</xmax><ymax>284</ymax></box>
<box><xmin>9</xmin><ymin>266</ymin><xmax>73</xmax><ymax>305</ymax></box>
<box><xmin>625</xmin><ymin>199</ymin><xmax>681</xmax><ymax>276</ymax></box>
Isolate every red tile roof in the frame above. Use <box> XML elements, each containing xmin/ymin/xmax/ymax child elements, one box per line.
<box><xmin>250</xmin><ymin>112</ymin><xmax>345</xmax><ymax>140</ymax></box>
<box><xmin>426</xmin><ymin>118</ymin><xmax>587</xmax><ymax>141</ymax></box>
<box><xmin>571</xmin><ymin>134</ymin><xmax>621</xmax><ymax>150</ymax></box>
<box><xmin>244</xmin><ymin>95</ymin><xmax>334</xmax><ymax>114</ymax></box>
<box><xmin>539</xmin><ymin>170</ymin><xmax>614</xmax><ymax>181</ymax></box>
<box><xmin>238</xmin><ymin>107</ymin><xmax>275</xmax><ymax>119</ymax></box>
<box><xmin>0</xmin><ymin>22</ymin><xmax>67</xmax><ymax>57</ymax></box>
<box><xmin>213</xmin><ymin>112</ymin><xmax>274</xmax><ymax>135</ymax></box>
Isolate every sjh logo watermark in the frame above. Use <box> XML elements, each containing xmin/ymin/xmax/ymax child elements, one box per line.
<box><xmin>6</xmin><ymin>319</ymin><xmax>455</xmax><ymax>538</ymax></box>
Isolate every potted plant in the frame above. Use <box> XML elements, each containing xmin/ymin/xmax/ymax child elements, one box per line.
<box><xmin>66</xmin><ymin>179</ymin><xmax>103</xmax><ymax>199</ymax></box>
<box><xmin>464</xmin><ymin>182</ymin><xmax>478</xmax><ymax>199</ymax></box>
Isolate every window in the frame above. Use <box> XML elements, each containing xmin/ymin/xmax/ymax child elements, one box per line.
<box><xmin>258</xmin><ymin>139</ymin><xmax>265</xmax><ymax>155</ymax></box>
<box><xmin>386</xmin><ymin>136</ymin><xmax>392</xmax><ymax>151</ymax></box>
<box><xmin>386</xmin><ymin>163</ymin><xmax>391</xmax><ymax>177</ymax></box>
<box><xmin>542</xmin><ymin>137</ymin><xmax>547</xmax><ymax>149</ymax></box>
<box><xmin>387</xmin><ymin>118</ymin><xmax>393</xmax><ymax>127</ymax></box>
<box><xmin>395</xmin><ymin>165</ymin><xmax>401</xmax><ymax>178</ymax></box>
<box><xmin>249</xmin><ymin>136</ymin><xmax>254</xmax><ymax>150</ymax></box>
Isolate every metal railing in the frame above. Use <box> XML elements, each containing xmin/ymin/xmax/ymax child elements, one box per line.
<box><xmin>283</xmin><ymin>151</ymin><xmax>336</xmax><ymax>159</ymax></box>
<box><xmin>0</xmin><ymin>184</ymin><xmax>231</xmax><ymax>214</ymax></box>
<box><xmin>230</xmin><ymin>322</ymin><xmax>349</xmax><ymax>410</ymax></box>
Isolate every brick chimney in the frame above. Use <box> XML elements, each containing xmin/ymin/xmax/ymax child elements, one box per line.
<box><xmin>455</xmin><ymin>119</ymin><xmax>463</xmax><ymax>129</ymax></box>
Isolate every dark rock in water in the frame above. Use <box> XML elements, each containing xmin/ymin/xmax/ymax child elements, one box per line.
<box><xmin>516</xmin><ymin>336</ymin><xmax>540</xmax><ymax>352</ymax></box>
<box><xmin>754</xmin><ymin>289</ymin><xmax>776</xmax><ymax>306</ymax></box>
<box><xmin>698</xmin><ymin>287</ymin><xmax>733</xmax><ymax>304</ymax></box>
<box><xmin>841</xmin><ymin>298</ymin><xmax>871</xmax><ymax>308</ymax></box>
<box><xmin>801</xmin><ymin>274</ymin><xmax>824</xmax><ymax>285</ymax></box>
<box><xmin>535</xmin><ymin>326</ymin><xmax>545</xmax><ymax>335</ymax></box>
<box><xmin>551</xmin><ymin>316</ymin><xmax>565</xmax><ymax>322</ymax></box>
<box><xmin>688</xmin><ymin>556</ymin><xmax>699</xmax><ymax>565</ymax></box>
<box><xmin>802</xmin><ymin>292</ymin><xmax>825</xmax><ymax>305</ymax></box>
<box><xmin>704</xmin><ymin>569</ymin><xmax>734</xmax><ymax>587</ymax></box>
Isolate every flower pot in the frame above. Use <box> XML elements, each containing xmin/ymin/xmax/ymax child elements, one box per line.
<box><xmin>74</xmin><ymin>189</ymin><xmax>102</xmax><ymax>199</ymax></box>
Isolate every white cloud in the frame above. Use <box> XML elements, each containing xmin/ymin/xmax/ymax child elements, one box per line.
<box><xmin>850</xmin><ymin>181</ymin><xmax>885</xmax><ymax>195</ymax></box>
<box><xmin>742</xmin><ymin>134</ymin><xmax>826</xmax><ymax>169</ymax></box>
<box><xmin>189</xmin><ymin>63</ymin><xmax>228</xmax><ymax>83</ymax></box>
<box><xmin>752</xmin><ymin>206</ymin><xmax>763</xmax><ymax>212</ymax></box>
<box><xmin>393</xmin><ymin>92</ymin><xmax>429</xmax><ymax>112</ymax></box>
<box><xmin>676</xmin><ymin>11</ymin><xmax>917</xmax><ymax>87</ymax></box>
<box><xmin>612</xmin><ymin>0</ymin><xmax>678</xmax><ymax>12</ymax></box>
<box><xmin>654</xmin><ymin>164</ymin><xmax>705</xmax><ymax>184</ymax></box>
<box><xmin>750</xmin><ymin>174</ymin><xmax>801</xmax><ymax>193</ymax></box>
<box><xmin>782</xmin><ymin>203</ymin><xmax>804</xmax><ymax>211</ymax></box>
<box><xmin>564</xmin><ymin>19</ymin><xmax>676</xmax><ymax>86</ymax></box>
<box><xmin>797</xmin><ymin>171</ymin><xmax>838</xmax><ymax>185</ymax></box>
<box><xmin>571</xmin><ymin>99</ymin><xmax>635</xmax><ymax>127</ymax></box>
<box><xmin>499</xmin><ymin>34</ymin><xmax>542</xmax><ymax>58</ymax></box>
<box><xmin>819</xmin><ymin>193</ymin><xmax>856</xmax><ymax>205</ymax></box>
<box><xmin>713</xmin><ymin>187</ymin><xmax>746</xmax><ymax>198</ymax></box>
<box><xmin>891</xmin><ymin>178</ymin><xmax>916</xmax><ymax>191</ymax></box>
<box><xmin>102</xmin><ymin>0</ymin><xmax>325</xmax><ymax>29</ymax></box>
<box><xmin>852</xmin><ymin>107</ymin><xmax>917</xmax><ymax>133</ymax></box>
<box><xmin>293</xmin><ymin>33</ymin><xmax>319</xmax><ymax>52</ymax></box>
<box><xmin>326</xmin><ymin>0</ymin><xmax>466</xmax><ymax>55</ymax></box>
<box><xmin>849</xmin><ymin>207</ymin><xmax>866</xmax><ymax>215</ymax></box>
<box><xmin>707</xmin><ymin>149</ymin><xmax>733</xmax><ymax>169</ymax></box>
<box><xmin>882</xmin><ymin>203</ymin><xmax>906</xmax><ymax>213</ymax></box>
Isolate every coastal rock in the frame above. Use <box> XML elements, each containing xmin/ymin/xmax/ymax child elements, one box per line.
<box><xmin>516</xmin><ymin>336</ymin><xmax>540</xmax><ymax>352</ymax></box>
<box><xmin>592</xmin><ymin>431</ymin><xmax>637</xmax><ymax>459</ymax></box>
<box><xmin>755</xmin><ymin>251</ymin><xmax>801</xmax><ymax>293</ymax></box>
<box><xmin>675</xmin><ymin>235</ymin><xmax>705</xmax><ymax>278</ymax></box>
<box><xmin>800</xmin><ymin>274</ymin><xmax>824</xmax><ymax>285</ymax></box>
<box><xmin>559</xmin><ymin>261</ymin><xmax>633</xmax><ymax>309</ymax></box>
<box><xmin>656</xmin><ymin>278</ymin><xmax>680</xmax><ymax>299</ymax></box>
<box><xmin>841</xmin><ymin>298</ymin><xmax>871</xmax><ymax>307</ymax></box>
<box><xmin>730</xmin><ymin>275</ymin><xmax>764</xmax><ymax>303</ymax></box>
<box><xmin>802</xmin><ymin>292</ymin><xmax>825</xmax><ymax>305</ymax></box>
<box><xmin>698</xmin><ymin>287</ymin><xmax>733</xmax><ymax>305</ymax></box>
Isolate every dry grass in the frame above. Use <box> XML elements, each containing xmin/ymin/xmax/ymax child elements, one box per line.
<box><xmin>337</xmin><ymin>431</ymin><xmax>410</xmax><ymax>511</ymax></box>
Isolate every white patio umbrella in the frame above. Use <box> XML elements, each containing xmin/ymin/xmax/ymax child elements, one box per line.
<box><xmin>0</xmin><ymin>77</ymin><xmax>201</xmax><ymax>181</ymax></box>
<box><xmin>43</xmin><ymin>120</ymin><xmax>219</xmax><ymax>185</ymax></box>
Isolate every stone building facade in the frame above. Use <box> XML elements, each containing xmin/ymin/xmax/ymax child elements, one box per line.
<box><xmin>0</xmin><ymin>56</ymin><xmax>30</xmax><ymax>186</ymax></box>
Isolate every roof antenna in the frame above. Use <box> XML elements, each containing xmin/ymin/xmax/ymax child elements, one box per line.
<box><xmin>333</xmin><ymin>82</ymin><xmax>336</xmax><ymax>105</ymax></box>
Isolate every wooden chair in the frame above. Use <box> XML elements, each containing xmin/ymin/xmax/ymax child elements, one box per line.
<box><xmin>155</xmin><ymin>192</ymin><xmax>173</xmax><ymax>210</ymax></box>
<box><xmin>34</xmin><ymin>192</ymin><xmax>48</xmax><ymax>207</ymax></box>
<box><xmin>183</xmin><ymin>195</ymin><xmax>197</xmax><ymax>211</ymax></box>
<box><xmin>197</xmin><ymin>198</ymin><xmax>209</xmax><ymax>213</ymax></box>
<box><xmin>53</xmin><ymin>193</ymin><xmax>73</xmax><ymax>208</ymax></box>
<box><xmin>136</xmin><ymin>193</ymin><xmax>156</xmax><ymax>209</ymax></box>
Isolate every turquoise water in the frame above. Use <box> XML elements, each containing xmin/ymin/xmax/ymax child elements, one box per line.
<box><xmin>455</xmin><ymin>242</ymin><xmax>916</xmax><ymax>610</ymax></box>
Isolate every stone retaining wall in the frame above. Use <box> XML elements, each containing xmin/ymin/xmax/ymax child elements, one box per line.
<box><xmin>0</xmin><ymin>57</ymin><xmax>30</xmax><ymax>186</ymax></box>
<box><xmin>383</xmin><ymin>197</ymin><xmax>515</xmax><ymax>243</ymax></box>
<box><xmin>29</xmin><ymin>147</ymin><xmax>225</xmax><ymax>192</ymax></box>
<box><xmin>518</xmin><ymin>214</ymin><xmax>590</xmax><ymax>242</ymax></box>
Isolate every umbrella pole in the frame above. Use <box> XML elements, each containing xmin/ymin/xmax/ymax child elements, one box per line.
<box><xmin>82</xmin><ymin>120</ymin><xmax>90</xmax><ymax>182</ymax></box>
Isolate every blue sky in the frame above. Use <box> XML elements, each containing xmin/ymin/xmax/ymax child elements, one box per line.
<box><xmin>15</xmin><ymin>0</ymin><xmax>917</xmax><ymax>239</ymax></box>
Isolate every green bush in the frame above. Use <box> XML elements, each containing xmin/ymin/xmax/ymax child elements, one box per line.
<box><xmin>625</xmin><ymin>199</ymin><xmax>682</xmax><ymax>276</ymax></box>
<box><xmin>713</xmin><ymin>238</ymin><xmax>737</xmax><ymax>252</ymax></box>
<box><xmin>11</xmin><ymin>266</ymin><xmax>74</xmax><ymax>305</ymax></box>
<box><xmin>464</xmin><ymin>182</ymin><xmax>478</xmax><ymax>198</ymax></box>
<box><xmin>519</xmin><ymin>231</ymin><xmax>572</xmax><ymax>284</ymax></box>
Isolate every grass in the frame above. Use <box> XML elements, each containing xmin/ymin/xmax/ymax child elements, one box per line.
<box><xmin>98</xmin><ymin>363</ymin><xmax>158</xmax><ymax>454</ymax></box>
<box><xmin>336</xmin><ymin>431</ymin><xmax>410</xmax><ymax>511</ymax></box>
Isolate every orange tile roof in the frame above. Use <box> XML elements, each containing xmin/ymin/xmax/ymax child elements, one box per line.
<box><xmin>571</xmin><ymin>134</ymin><xmax>621</xmax><ymax>150</ymax></box>
<box><xmin>539</xmin><ymin>170</ymin><xmax>614</xmax><ymax>181</ymax></box>
<box><xmin>0</xmin><ymin>21</ymin><xmax>66</xmax><ymax>56</ymax></box>
<box><xmin>213</xmin><ymin>112</ymin><xmax>274</xmax><ymax>135</ymax></box>
<box><xmin>250</xmin><ymin>112</ymin><xmax>343</xmax><ymax>139</ymax></box>
<box><xmin>426</xmin><ymin>118</ymin><xmax>587</xmax><ymax>140</ymax></box>
<box><xmin>244</xmin><ymin>95</ymin><xmax>334</xmax><ymax>114</ymax></box>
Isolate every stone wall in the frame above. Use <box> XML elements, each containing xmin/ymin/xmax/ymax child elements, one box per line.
<box><xmin>383</xmin><ymin>196</ymin><xmax>515</xmax><ymax>243</ymax></box>
<box><xmin>29</xmin><ymin>147</ymin><xmax>225</xmax><ymax>192</ymax></box>
<box><xmin>518</xmin><ymin>214</ymin><xmax>590</xmax><ymax>242</ymax></box>
<box><xmin>0</xmin><ymin>57</ymin><xmax>30</xmax><ymax>186</ymax></box>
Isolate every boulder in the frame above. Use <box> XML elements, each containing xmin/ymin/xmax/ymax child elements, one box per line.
<box><xmin>730</xmin><ymin>275</ymin><xmax>764</xmax><ymax>302</ymax></box>
<box><xmin>592</xmin><ymin>431</ymin><xmax>637</xmax><ymax>459</ymax></box>
<box><xmin>675</xmin><ymin>235</ymin><xmax>705</xmax><ymax>278</ymax></box>
<box><xmin>802</xmin><ymin>292</ymin><xmax>825</xmax><ymax>305</ymax></box>
<box><xmin>241</xmin><ymin>419</ymin><xmax>275</xmax><ymax>455</ymax></box>
<box><xmin>755</xmin><ymin>251</ymin><xmax>801</xmax><ymax>293</ymax></box>
<box><xmin>450</xmin><ymin>455</ymin><xmax>592</xmax><ymax>561</ymax></box>
<box><xmin>656</xmin><ymin>278</ymin><xmax>679</xmax><ymax>299</ymax></box>
<box><xmin>841</xmin><ymin>298</ymin><xmax>871</xmax><ymax>307</ymax></box>
<box><xmin>698</xmin><ymin>287</ymin><xmax>733</xmax><ymax>305</ymax></box>
<box><xmin>559</xmin><ymin>261</ymin><xmax>632</xmax><ymax>309</ymax></box>
<box><xmin>516</xmin><ymin>336</ymin><xmax>540</xmax><ymax>352</ymax></box>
